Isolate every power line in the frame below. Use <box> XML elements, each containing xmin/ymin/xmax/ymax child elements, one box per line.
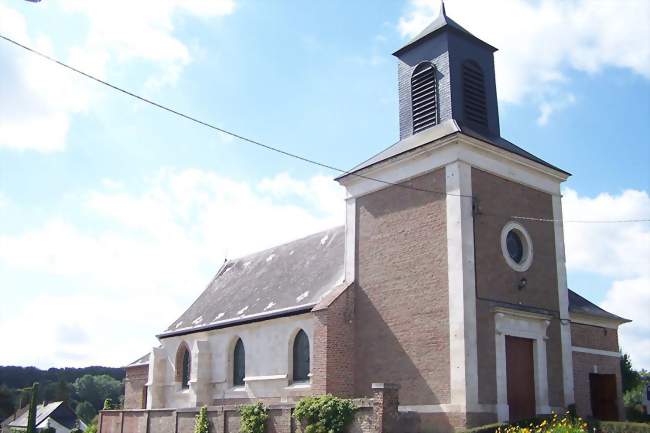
<box><xmin>0</xmin><ymin>33</ymin><xmax>467</xmax><ymax>199</ymax></box>
<box><xmin>481</xmin><ymin>213</ymin><xmax>649</xmax><ymax>224</ymax></box>
<box><xmin>1</xmin><ymin>34</ymin><xmax>648</xmax><ymax>225</ymax></box>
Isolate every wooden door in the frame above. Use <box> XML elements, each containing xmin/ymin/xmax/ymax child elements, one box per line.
<box><xmin>506</xmin><ymin>336</ymin><xmax>536</xmax><ymax>421</ymax></box>
<box><xmin>590</xmin><ymin>374</ymin><xmax>619</xmax><ymax>420</ymax></box>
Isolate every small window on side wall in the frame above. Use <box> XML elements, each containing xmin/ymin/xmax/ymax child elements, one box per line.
<box><xmin>292</xmin><ymin>330</ymin><xmax>310</xmax><ymax>383</ymax></box>
<box><xmin>176</xmin><ymin>343</ymin><xmax>191</xmax><ymax>390</ymax></box>
<box><xmin>233</xmin><ymin>338</ymin><xmax>245</xmax><ymax>387</ymax></box>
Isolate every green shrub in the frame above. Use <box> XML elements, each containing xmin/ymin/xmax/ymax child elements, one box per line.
<box><xmin>194</xmin><ymin>406</ymin><xmax>209</xmax><ymax>433</ymax></box>
<box><xmin>597</xmin><ymin>421</ymin><xmax>650</xmax><ymax>433</ymax></box>
<box><xmin>240</xmin><ymin>402</ymin><xmax>268</xmax><ymax>433</ymax></box>
<box><xmin>85</xmin><ymin>424</ymin><xmax>98</xmax><ymax>433</ymax></box>
<box><xmin>293</xmin><ymin>395</ymin><xmax>355</xmax><ymax>433</ymax></box>
<box><xmin>102</xmin><ymin>399</ymin><xmax>113</xmax><ymax>410</ymax></box>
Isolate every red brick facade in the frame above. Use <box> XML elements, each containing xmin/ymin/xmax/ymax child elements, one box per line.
<box><xmin>124</xmin><ymin>365</ymin><xmax>149</xmax><ymax>410</ymax></box>
<box><xmin>572</xmin><ymin>352</ymin><xmax>624</xmax><ymax>420</ymax></box>
<box><xmin>312</xmin><ymin>283</ymin><xmax>356</xmax><ymax>396</ymax></box>
<box><xmin>571</xmin><ymin>323</ymin><xmax>619</xmax><ymax>352</ymax></box>
<box><xmin>355</xmin><ymin>169</ymin><xmax>450</xmax><ymax>405</ymax></box>
<box><xmin>472</xmin><ymin>168</ymin><xmax>566</xmax><ymax>408</ymax></box>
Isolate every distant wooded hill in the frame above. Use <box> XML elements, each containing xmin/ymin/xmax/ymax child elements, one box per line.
<box><xmin>0</xmin><ymin>365</ymin><xmax>124</xmax><ymax>390</ymax></box>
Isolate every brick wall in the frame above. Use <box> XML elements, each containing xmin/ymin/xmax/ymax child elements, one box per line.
<box><xmin>572</xmin><ymin>352</ymin><xmax>624</xmax><ymax>420</ymax></box>
<box><xmin>355</xmin><ymin>169</ymin><xmax>450</xmax><ymax>405</ymax></box>
<box><xmin>99</xmin><ymin>389</ymin><xmax>397</xmax><ymax>433</ymax></box>
<box><xmin>472</xmin><ymin>168</ymin><xmax>565</xmax><ymax>407</ymax></box>
<box><xmin>312</xmin><ymin>283</ymin><xmax>356</xmax><ymax>396</ymax></box>
<box><xmin>124</xmin><ymin>365</ymin><xmax>149</xmax><ymax>409</ymax></box>
<box><xmin>571</xmin><ymin>323</ymin><xmax>619</xmax><ymax>352</ymax></box>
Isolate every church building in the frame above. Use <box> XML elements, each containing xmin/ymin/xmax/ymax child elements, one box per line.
<box><xmin>123</xmin><ymin>5</ymin><xmax>629</xmax><ymax>431</ymax></box>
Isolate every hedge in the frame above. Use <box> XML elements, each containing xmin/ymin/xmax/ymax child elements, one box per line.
<box><xmin>596</xmin><ymin>421</ymin><xmax>650</xmax><ymax>433</ymax></box>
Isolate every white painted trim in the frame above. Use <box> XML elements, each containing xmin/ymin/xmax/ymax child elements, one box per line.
<box><xmin>570</xmin><ymin>313</ymin><xmax>627</xmax><ymax>329</ymax></box>
<box><xmin>500</xmin><ymin>221</ymin><xmax>534</xmax><ymax>272</ymax></box>
<box><xmin>398</xmin><ymin>403</ymin><xmax>497</xmax><ymax>414</ymax></box>
<box><xmin>494</xmin><ymin>308</ymin><xmax>552</xmax><ymax>423</ymax></box>
<box><xmin>339</xmin><ymin>135</ymin><xmax>566</xmax><ymax>198</ymax></box>
<box><xmin>244</xmin><ymin>374</ymin><xmax>288</xmax><ymax>382</ymax></box>
<box><xmin>572</xmin><ymin>347</ymin><xmax>621</xmax><ymax>357</ymax></box>
<box><xmin>446</xmin><ymin>161</ymin><xmax>479</xmax><ymax>408</ymax></box>
<box><xmin>553</xmin><ymin>195</ymin><xmax>575</xmax><ymax>405</ymax></box>
<box><xmin>344</xmin><ymin>197</ymin><xmax>356</xmax><ymax>282</ymax></box>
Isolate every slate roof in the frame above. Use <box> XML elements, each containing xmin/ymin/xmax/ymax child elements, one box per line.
<box><xmin>336</xmin><ymin>120</ymin><xmax>569</xmax><ymax>181</ymax></box>
<box><xmin>159</xmin><ymin>226</ymin><xmax>345</xmax><ymax>338</ymax></box>
<box><xmin>126</xmin><ymin>353</ymin><xmax>151</xmax><ymax>367</ymax></box>
<box><xmin>8</xmin><ymin>401</ymin><xmax>71</xmax><ymax>429</ymax></box>
<box><xmin>393</xmin><ymin>2</ymin><xmax>496</xmax><ymax>56</ymax></box>
<box><xmin>568</xmin><ymin>289</ymin><xmax>630</xmax><ymax>323</ymax></box>
<box><xmin>157</xmin><ymin>226</ymin><xmax>624</xmax><ymax>339</ymax></box>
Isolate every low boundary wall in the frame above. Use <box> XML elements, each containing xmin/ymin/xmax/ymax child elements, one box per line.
<box><xmin>99</xmin><ymin>383</ymin><xmax>414</xmax><ymax>433</ymax></box>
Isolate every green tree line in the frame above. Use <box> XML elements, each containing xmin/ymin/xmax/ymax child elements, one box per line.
<box><xmin>0</xmin><ymin>365</ymin><xmax>125</xmax><ymax>425</ymax></box>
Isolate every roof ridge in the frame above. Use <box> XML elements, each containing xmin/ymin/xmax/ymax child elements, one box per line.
<box><xmin>225</xmin><ymin>225</ymin><xmax>344</xmax><ymax>263</ymax></box>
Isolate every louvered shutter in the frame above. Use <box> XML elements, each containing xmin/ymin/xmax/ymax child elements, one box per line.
<box><xmin>463</xmin><ymin>61</ymin><xmax>488</xmax><ymax>127</ymax></box>
<box><xmin>411</xmin><ymin>63</ymin><xmax>438</xmax><ymax>133</ymax></box>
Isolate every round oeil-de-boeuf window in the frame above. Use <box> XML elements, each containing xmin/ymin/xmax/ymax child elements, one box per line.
<box><xmin>500</xmin><ymin>222</ymin><xmax>533</xmax><ymax>272</ymax></box>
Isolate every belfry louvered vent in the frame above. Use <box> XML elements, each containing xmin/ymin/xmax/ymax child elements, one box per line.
<box><xmin>411</xmin><ymin>62</ymin><xmax>438</xmax><ymax>134</ymax></box>
<box><xmin>462</xmin><ymin>61</ymin><xmax>488</xmax><ymax>127</ymax></box>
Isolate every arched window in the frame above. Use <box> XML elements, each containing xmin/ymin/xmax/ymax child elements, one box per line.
<box><xmin>292</xmin><ymin>330</ymin><xmax>310</xmax><ymax>382</ymax></box>
<box><xmin>462</xmin><ymin>60</ymin><xmax>488</xmax><ymax>127</ymax></box>
<box><xmin>176</xmin><ymin>343</ymin><xmax>191</xmax><ymax>390</ymax></box>
<box><xmin>233</xmin><ymin>338</ymin><xmax>245</xmax><ymax>387</ymax></box>
<box><xmin>411</xmin><ymin>62</ymin><xmax>438</xmax><ymax>134</ymax></box>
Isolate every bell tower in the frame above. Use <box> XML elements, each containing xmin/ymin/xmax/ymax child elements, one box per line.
<box><xmin>394</xmin><ymin>2</ymin><xmax>500</xmax><ymax>139</ymax></box>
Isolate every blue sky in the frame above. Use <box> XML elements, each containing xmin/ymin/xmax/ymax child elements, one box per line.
<box><xmin>0</xmin><ymin>0</ymin><xmax>648</xmax><ymax>370</ymax></box>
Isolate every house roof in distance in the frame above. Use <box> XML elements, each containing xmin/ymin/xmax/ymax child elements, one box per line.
<box><xmin>8</xmin><ymin>401</ymin><xmax>78</xmax><ymax>429</ymax></box>
<box><xmin>159</xmin><ymin>226</ymin><xmax>345</xmax><ymax>338</ymax></box>
<box><xmin>335</xmin><ymin>119</ymin><xmax>569</xmax><ymax>181</ymax></box>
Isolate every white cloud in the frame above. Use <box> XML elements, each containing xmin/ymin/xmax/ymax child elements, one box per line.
<box><xmin>399</xmin><ymin>0</ymin><xmax>650</xmax><ymax>123</ymax></box>
<box><xmin>563</xmin><ymin>188</ymin><xmax>650</xmax><ymax>279</ymax></box>
<box><xmin>601</xmin><ymin>278</ymin><xmax>650</xmax><ymax>370</ymax></box>
<box><xmin>537</xmin><ymin>93</ymin><xmax>576</xmax><ymax>126</ymax></box>
<box><xmin>0</xmin><ymin>169</ymin><xmax>344</xmax><ymax>367</ymax></box>
<box><xmin>0</xmin><ymin>0</ymin><xmax>235</xmax><ymax>152</ymax></box>
<box><xmin>562</xmin><ymin>188</ymin><xmax>650</xmax><ymax>369</ymax></box>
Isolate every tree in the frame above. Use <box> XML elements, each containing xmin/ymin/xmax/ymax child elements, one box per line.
<box><xmin>42</xmin><ymin>380</ymin><xmax>71</xmax><ymax>404</ymax></box>
<box><xmin>75</xmin><ymin>401</ymin><xmax>97</xmax><ymax>424</ymax></box>
<box><xmin>621</xmin><ymin>352</ymin><xmax>641</xmax><ymax>392</ymax></box>
<box><xmin>26</xmin><ymin>383</ymin><xmax>38</xmax><ymax>433</ymax></box>
<box><xmin>73</xmin><ymin>375</ymin><xmax>122</xmax><ymax>412</ymax></box>
<box><xmin>0</xmin><ymin>385</ymin><xmax>15</xmax><ymax>421</ymax></box>
<box><xmin>194</xmin><ymin>406</ymin><xmax>210</xmax><ymax>433</ymax></box>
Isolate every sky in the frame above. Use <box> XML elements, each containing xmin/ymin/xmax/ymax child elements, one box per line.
<box><xmin>0</xmin><ymin>0</ymin><xmax>648</xmax><ymax>371</ymax></box>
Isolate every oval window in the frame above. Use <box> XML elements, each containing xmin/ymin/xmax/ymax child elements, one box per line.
<box><xmin>500</xmin><ymin>222</ymin><xmax>533</xmax><ymax>272</ymax></box>
<box><xmin>506</xmin><ymin>230</ymin><xmax>524</xmax><ymax>263</ymax></box>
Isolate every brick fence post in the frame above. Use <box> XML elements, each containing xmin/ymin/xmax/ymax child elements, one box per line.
<box><xmin>372</xmin><ymin>383</ymin><xmax>400</xmax><ymax>433</ymax></box>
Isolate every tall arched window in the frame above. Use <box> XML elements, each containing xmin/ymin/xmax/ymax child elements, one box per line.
<box><xmin>176</xmin><ymin>343</ymin><xmax>191</xmax><ymax>390</ymax></box>
<box><xmin>233</xmin><ymin>338</ymin><xmax>245</xmax><ymax>387</ymax></box>
<box><xmin>411</xmin><ymin>62</ymin><xmax>438</xmax><ymax>134</ymax></box>
<box><xmin>462</xmin><ymin>60</ymin><xmax>487</xmax><ymax>127</ymax></box>
<box><xmin>292</xmin><ymin>330</ymin><xmax>310</xmax><ymax>382</ymax></box>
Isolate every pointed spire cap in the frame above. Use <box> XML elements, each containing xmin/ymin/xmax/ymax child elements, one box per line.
<box><xmin>393</xmin><ymin>3</ymin><xmax>496</xmax><ymax>56</ymax></box>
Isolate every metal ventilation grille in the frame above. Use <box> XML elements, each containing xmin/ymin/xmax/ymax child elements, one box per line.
<box><xmin>411</xmin><ymin>63</ymin><xmax>438</xmax><ymax>134</ymax></box>
<box><xmin>463</xmin><ymin>61</ymin><xmax>488</xmax><ymax>127</ymax></box>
